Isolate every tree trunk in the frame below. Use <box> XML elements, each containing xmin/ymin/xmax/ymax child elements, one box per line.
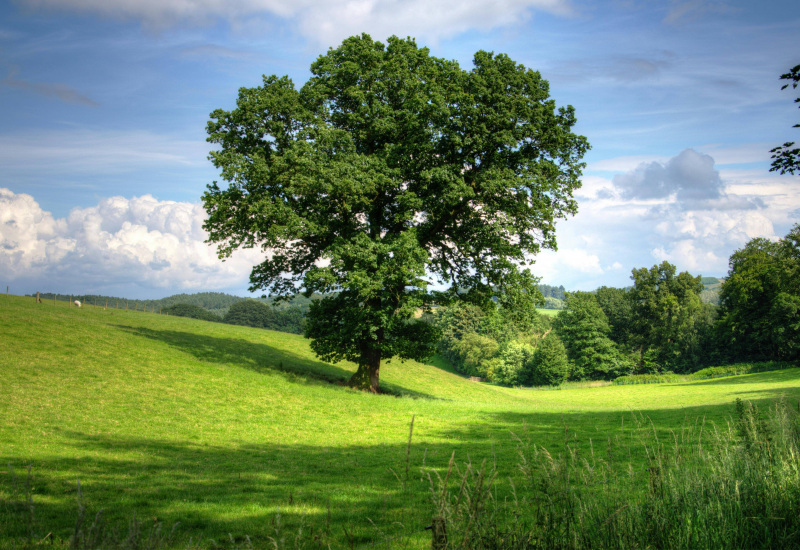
<box><xmin>349</xmin><ymin>346</ymin><xmax>381</xmax><ymax>393</ymax></box>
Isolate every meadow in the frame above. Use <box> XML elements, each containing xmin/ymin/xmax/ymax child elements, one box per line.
<box><xmin>2</xmin><ymin>295</ymin><xmax>800</xmax><ymax>548</ymax></box>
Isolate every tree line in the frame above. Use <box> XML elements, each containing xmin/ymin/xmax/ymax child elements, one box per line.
<box><xmin>163</xmin><ymin>298</ymin><xmax>308</xmax><ymax>334</ymax></box>
<box><xmin>28</xmin><ymin>291</ymin><xmax>309</xmax><ymax>335</ymax></box>
<box><xmin>435</xmin><ymin>224</ymin><xmax>799</xmax><ymax>386</ymax></box>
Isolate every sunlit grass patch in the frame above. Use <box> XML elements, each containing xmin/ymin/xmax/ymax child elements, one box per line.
<box><xmin>2</xmin><ymin>295</ymin><xmax>800</xmax><ymax>548</ymax></box>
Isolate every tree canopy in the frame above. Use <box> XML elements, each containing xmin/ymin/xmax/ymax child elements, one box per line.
<box><xmin>203</xmin><ymin>34</ymin><xmax>589</xmax><ymax>392</ymax></box>
<box><xmin>718</xmin><ymin>224</ymin><xmax>800</xmax><ymax>361</ymax></box>
<box><xmin>162</xmin><ymin>303</ymin><xmax>222</xmax><ymax>322</ymax></box>
<box><xmin>628</xmin><ymin>262</ymin><xmax>709</xmax><ymax>372</ymax></box>
<box><xmin>554</xmin><ymin>292</ymin><xmax>627</xmax><ymax>380</ymax></box>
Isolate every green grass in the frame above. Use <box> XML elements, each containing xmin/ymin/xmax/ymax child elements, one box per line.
<box><xmin>2</xmin><ymin>295</ymin><xmax>800</xmax><ymax>548</ymax></box>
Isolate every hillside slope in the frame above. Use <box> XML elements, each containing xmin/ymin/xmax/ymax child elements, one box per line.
<box><xmin>1</xmin><ymin>295</ymin><xmax>798</xmax><ymax>547</ymax></box>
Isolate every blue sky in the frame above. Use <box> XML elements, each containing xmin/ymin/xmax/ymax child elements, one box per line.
<box><xmin>1</xmin><ymin>0</ymin><xmax>798</xmax><ymax>298</ymax></box>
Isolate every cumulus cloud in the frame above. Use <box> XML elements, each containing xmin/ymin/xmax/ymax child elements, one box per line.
<box><xmin>611</xmin><ymin>148</ymin><xmax>763</xmax><ymax>210</ymax></box>
<box><xmin>649</xmin><ymin>209</ymin><xmax>775</xmax><ymax>273</ymax></box>
<box><xmin>16</xmin><ymin>0</ymin><xmax>575</xmax><ymax>45</ymax></box>
<box><xmin>0</xmin><ymin>189</ymin><xmax>262</xmax><ymax>295</ymax></box>
<box><xmin>539</xmin><ymin>146</ymin><xmax>795</xmax><ymax>290</ymax></box>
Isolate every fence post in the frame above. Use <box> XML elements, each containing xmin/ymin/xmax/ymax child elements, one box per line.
<box><xmin>431</xmin><ymin>517</ymin><xmax>447</xmax><ymax>549</ymax></box>
<box><xmin>36</xmin><ymin>292</ymin><xmax>40</xmax><ymax>303</ymax></box>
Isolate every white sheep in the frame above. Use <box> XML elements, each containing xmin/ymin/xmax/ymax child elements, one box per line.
<box><xmin>74</xmin><ymin>300</ymin><xmax>82</xmax><ymax>308</ymax></box>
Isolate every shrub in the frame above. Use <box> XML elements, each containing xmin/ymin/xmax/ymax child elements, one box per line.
<box><xmin>162</xmin><ymin>303</ymin><xmax>221</xmax><ymax>322</ymax></box>
<box><xmin>456</xmin><ymin>332</ymin><xmax>500</xmax><ymax>378</ymax></box>
<box><xmin>490</xmin><ymin>340</ymin><xmax>535</xmax><ymax>386</ymax></box>
<box><xmin>528</xmin><ymin>334</ymin><xmax>569</xmax><ymax>387</ymax></box>
<box><xmin>613</xmin><ymin>373</ymin><xmax>683</xmax><ymax>385</ymax></box>
<box><xmin>223</xmin><ymin>299</ymin><xmax>275</xmax><ymax>328</ymax></box>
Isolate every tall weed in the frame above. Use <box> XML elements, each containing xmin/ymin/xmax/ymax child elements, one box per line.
<box><xmin>429</xmin><ymin>399</ymin><xmax>800</xmax><ymax>549</ymax></box>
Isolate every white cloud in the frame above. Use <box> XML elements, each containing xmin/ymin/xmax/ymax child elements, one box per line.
<box><xmin>651</xmin><ymin>240</ymin><xmax>721</xmax><ymax>272</ymax></box>
<box><xmin>611</xmin><ymin>148</ymin><xmax>765</xmax><ymax>210</ymax></box>
<box><xmin>0</xmin><ymin>188</ymin><xmax>262</xmax><ymax>296</ymax></box>
<box><xmin>17</xmin><ymin>0</ymin><xmax>575</xmax><ymax>45</ymax></box>
<box><xmin>650</xmin><ymin>209</ymin><xmax>775</xmax><ymax>273</ymax></box>
<box><xmin>588</xmin><ymin>154</ymin><xmax>670</xmax><ymax>173</ymax></box>
<box><xmin>537</xmin><ymin>146</ymin><xmax>798</xmax><ymax>290</ymax></box>
<box><xmin>533</xmin><ymin>246</ymin><xmax>605</xmax><ymax>289</ymax></box>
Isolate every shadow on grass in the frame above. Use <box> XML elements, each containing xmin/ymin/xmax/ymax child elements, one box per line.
<box><xmin>113</xmin><ymin>325</ymin><xmax>437</xmax><ymax>400</ymax></box>
<box><xmin>4</xmin><ymin>385</ymin><xmax>800</xmax><ymax>548</ymax></box>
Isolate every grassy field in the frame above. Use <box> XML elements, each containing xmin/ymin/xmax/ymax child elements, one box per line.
<box><xmin>2</xmin><ymin>295</ymin><xmax>799</xmax><ymax>548</ymax></box>
<box><xmin>534</xmin><ymin>307</ymin><xmax>561</xmax><ymax>317</ymax></box>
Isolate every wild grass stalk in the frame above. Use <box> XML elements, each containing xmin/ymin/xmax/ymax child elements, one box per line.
<box><xmin>430</xmin><ymin>398</ymin><xmax>800</xmax><ymax>549</ymax></box>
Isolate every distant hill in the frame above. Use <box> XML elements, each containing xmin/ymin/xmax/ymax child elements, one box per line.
<box><xmin>28</xmin><ymin>290</ymin><xmax>318</xmax><ymax>334</ymax></box>
<box><xmin>699</xmin><ymin>276</ymin><xmax>724</xmax><ymax>305</ymax></box>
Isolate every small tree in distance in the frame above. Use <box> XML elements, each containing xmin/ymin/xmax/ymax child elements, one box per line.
<box><xmin>554</xmin><ymin>292</ymin><xmax>626</xmax><ymax>380</ymax></box>
<box><xmin>203</xmin><ymin>34</ymin><xmax>589</xmax><ymax>392</ymax></box>
<box><xmin>529</xmin><ymin>334</ymin><xmax>569</xmax><ymax>387</ymax></box>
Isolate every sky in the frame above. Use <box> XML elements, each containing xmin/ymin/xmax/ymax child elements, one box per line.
<box><xmin>0</xmin><ymin>0</ymin><xmax>798</xmax><ymax>299</ymax></box>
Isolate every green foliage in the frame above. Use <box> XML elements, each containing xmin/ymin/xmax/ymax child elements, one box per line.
<box><xmin>528</xmin><ymin>334</ymin><xmax>569</xmax><ymax>386</ymax></box>
<box><xmin>202</xmin><ymin>34</ymin><xmax>589</xmax><ymax>391</ymax></box>
<box><xmin>156</xmin><ymin>292</ymin><xmax>246</xmax><ymax>316</ymax></box>
<box><xmin>770</xmin><ymin>64</ymin><xmax>800</xmax><ymax>175</ymax></box>
<box><xmin>629</xmin><ymin>261</ymin><xmax>712</xmax><ymax>372</ymax></box>
<box><xmin>554</xmin><ymin>292</ymin><xmax>628</xmax><ymax>380</ymax></box>
<box><xmin>614</xmin><ymin>360</ymin><xmax>794</xmax><ymax>385</ymax></box>
<box><xmin>434</xmin><ymin>302</ymin><xmax>487</xmax><ymax>373</ymax></box>
<box><xmin>492</xmin><ymin>339</ymin><xmax>536</xmax><ymax>386</ymax></box>
<box><xmin>613</xmin><ymin>372</ymin><xmax>683</xmax><ymax>385</ymax></box>
<box><xmin>223</xmin><ymin>299</ymin><xmax>276</xmax><ymax>328</ymax></box>
<box><xmin>162</xmin><ymin>303</ymin><xmax>221</xmax><ymax>322</ymax></box>
<box><xmin>538</xmin><ymin>283</ymin><xmax>566</xmax><ymax>301</ymax></box>
<box><xmin>222</xmin><ymin>299</ymin><xmax>305</xmax><ymax>334</ymax></box>
<box><xmin>718</xmin><ymin>224</ymin><xmax>800</xmax><ymax>361</ymax></box>
<box><xmin>433</xmin><ymin>301</ymin><xmax>551</xmax><ymax>382</ymax></box>
<box><xmin>456</xmin><ymin>332</ymin><xmax>500</xmax><ymax>378</ymax></box>
<box><xmin>542</xmin><ymin>296</ymin><xmax>564</xmax><ymax>309</ymax></box>
<box><xmin>594</xmin><ymin>285</ymin><xmax>635</xmax><ymax>346</ymax></box>
<box><xmin>692</xmin><ymin>361</ymin><xmax>792</xmax><ymax>379</ymax></box>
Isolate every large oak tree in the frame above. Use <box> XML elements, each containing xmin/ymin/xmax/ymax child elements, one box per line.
<box><xmin>203</xmin><ymin>35</ymin><xmax>589</xmax><ymax>392</ymax></box>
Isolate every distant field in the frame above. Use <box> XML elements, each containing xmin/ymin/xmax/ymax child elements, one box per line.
<box><xmin>2</xmin><ymin>295</ymin><xmax>799</xmax><ymax>548</ymax></box>
<box><xmin>535</xmin><ymin>307</ymin><xmax>561</xmax><ymax>317</ymax></box>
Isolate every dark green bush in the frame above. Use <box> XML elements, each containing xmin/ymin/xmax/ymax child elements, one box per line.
<box><xmin>162</xmin><ymin>303</ymin><xmax>221</xmax><ymax>322</ymax></box>
<box><xmin>528</xmin><ymin>334</ymin><xmax>569</xmax><ymax>386</ymax></box>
